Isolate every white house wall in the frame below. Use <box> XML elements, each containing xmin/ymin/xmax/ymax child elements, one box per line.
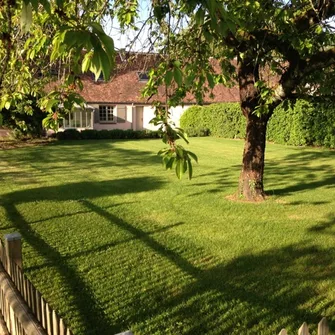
<box><xmin>90</xmin><ymin>104</ymin><xmax>132</xmax><ymax>130</ymax></box>
<box><xmin>142</xmin><ymin>105</ymin><xmax>190</xmax><ymax>130</ymax></box>
<box><xmin>90</xmin><ymin>104</ymin><xmax>191</xmax><ymax>131</ymax></box>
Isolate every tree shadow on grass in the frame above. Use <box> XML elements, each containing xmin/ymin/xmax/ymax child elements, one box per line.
<box><xmin>160</xmin><ymin>244</ymin><xmax>335</xmax><ymax>335</ymax></box>
<box><xmin>265</xmin><ymin>149</ymin><xmax>335</xmax><ymax>197</ymax></box>
<box><xmin>66</xmin><ymin>200</ymin><xmax>335</xmax><ymax>334</ymax></box>
<box><xmin>307</xmin><ymin>213</ymin><xmax>335</xmax><ymax>235</ymax></box>
<box><xmin>0</xmin><ymin>140</ymin><xmax>161</xmax><ymax>182</ymax></box>
<box><xmin>0</xmin><ymin>176</ymin><xmax>166</xmax><ymax>335</ymax></box>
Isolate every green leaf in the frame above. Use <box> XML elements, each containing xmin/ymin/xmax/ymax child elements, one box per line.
<box><xmin>96</xmin><ymin>32</ymin><xmax>115</xmax><ymax>71</ymax></box>
<box><xmin>45</xmin><ymin>99</ymin><xmax>58</xmax><ymax>112</ymax></box>
<box><xmin>174</xmin><ymin>67</ymin><xmax>183</xmax><ymax>87</ymax></box>
<box><xmin>158</xmin><ymin>148</ymin><xmax>170</xmax><ymax>155</ymax></box>
<box><xmin>206</xmin><ymin>72</ymin><xmax>215</xmax><ymax>89</ymax></box>
<box><xmin>162</xmin><ymin>155</ymin><xmax>173</xmax><ymax>168</ymax></box>
<box><xmin>98</xmin><ymin>33</ymin><xmax>115</xmax><ymax>59</ymax></box>
<box><xmin>226</xmin><ymin>19</ymin><xmax>236</xmax><ymax>34</ymax></box>
<box><xmin>166</xmin><ymin>157</ymin><xmax>175</xmax><ymax>170</ymax></box>
<box><xmin>4</xmin><ymin>101</ymin><xmax>11</xmax><ymax>110</ymax></box>
<box><xmin>99</xmin><ymin>49</ymin><xmax>112</xmax><ymax>81</ymax></box>
<box><xmin>39</xmin><ymin>0</ymin><xmax>51</xmax><ymax>13</ymax></box>
<box><xmin>175</xmin><ymin>128</ymin><xmax>189</xmax><ymax>144</ymax></box>
<box><xmin>187</xmin><ymin>151</ymin><xmax>198</xmax><ymax>163</ymax></box>
<box><xmin>29</xmin><ymin>0</ymin><xmax>39</xmax><ymax>11</ymax></box>
<box><xmin>91</xmin><ymin>22</ymin><xmax>105</xmax><ymax>34</ymax></box>
<box><xmin>175</xmin><ymin>146</ymin><xmax>184</xmax><ymax>158</ymax></box>
<box><xmin>90</xmin><ymin>49</ymin><xmax>102</xmax><ymax>81</ymax></box>
<box><xmin>195</xmin><ymin>8</ymin><xmax>205</xmax><ymax>25</ymax></box>
<box><xmin>21</xmin><ymin>2</ymin><xmax>33</xmax><ymax>32</ymax></box>
<box><xmin>176</xmin><ymin>159</ymin><xmax>183</xmax><ymax>179</ymax></box>
<box><xmin>165</xmin><ymin>71</ymin><xmax>173</xmax><ymax>86</ymax></box>
<box><xmin>82</xmin><ymin>51</ymin><xmax>93</xmax><ymax>73</ymax></box>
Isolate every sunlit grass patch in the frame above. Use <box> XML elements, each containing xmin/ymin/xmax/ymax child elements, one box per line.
<box><xmin>0</xmin><ymin>138</ymin><xmax>334</xmax><ymax>334</ymax></box>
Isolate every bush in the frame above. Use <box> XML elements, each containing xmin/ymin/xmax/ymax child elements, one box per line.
<box><xmin>1</xmin><ymin>95</ymin><xmax>46</xmax><ymax>138</ymax></box>
<box><xmin>56</xmin><ymin>128</ymin><xmax>162</xmax><ymax>141</ymax></box>
<box><xmin>183</xmin><ymin>126</ymin><xmax>210</xmax><ymax>137</ymax></box>
<box><xmin>180</xmin><ymin>103</ymin><xmax>245</xmax><ymax>139</ymax></box>
<box><xmin>56</xmin><ymin>129</ymin><xmax>81</xmax><ymax>140</ymax></box>
<box><xmin>268</xmin><ymin>99</ymin><xmax>335</xmax><ymax>148</ymax></box>
<box><xmin>205</xmin><ymin>103</ymin><xmax>245</xmax><ymax>138</ymax></box>
<box><xmin>181</xmin><ymin>100</ymin><xmax>334</xmax><ymax>148</ymax></box>
<box><xmin>80</xmin><ymin>129</ymin><xmax>99</xmax><ymax>139</ymax></box>
<box><xmin>180</xmin><ymin>106</ymin><xmax>209</xmax><ymax>137</ymax></box>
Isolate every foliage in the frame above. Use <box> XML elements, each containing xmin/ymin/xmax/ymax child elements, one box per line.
<box><xmin>150</xmin><ymin>106</ymin><xmax>198</xmax><ymax>179</ymax></box>
<box><xmin>268</xmin><ymin>99</ymin><xmax>335</xmax><ymax>148</ymax></box>
<box><xmin>181</xmin><ymin>103</ymin><xmax>245</xmax><ymax>139</ymax></box>
<box><xmin>205</xmin><ymin>103</ymin><xmax>245</xmax><ymax>138</ymax></box>
<box><xmin>181</xmin><ymin>101</ymin><xmax>335</xmax><ymax>148</ymax></box>
<box><xmin>0</xmin><ymin>138</ymin><xmax>334</xmax><ymax>334</ymax></box>
<box><xmin>0</xmin><ymin>0</ymin><xmax>136</xmax><ymax>139</ymax></box>
<box><xmin>0</xmin><ymin>95</ymin><xmax>46</xmax><ymax>137</ymax></box>
<box><xmin>56</xmin><ymin>128</ymin><xmax>162</xmax><ymax>141</ymax></box>
<box><xmin>179</xmin><ymin>105</ymin><xmax>209</xmax><ymax>137</ymax></box>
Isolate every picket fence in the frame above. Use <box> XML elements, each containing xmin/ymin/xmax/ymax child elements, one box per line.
<box><xmin>279</xmin><ymin>317</ymin><xmax>330</xmax><ymax>335</ymax></box>
<box><xmin>0</xmin><ymin>237</ymin><xmax>73</xmax><ymax>335</ymax></box>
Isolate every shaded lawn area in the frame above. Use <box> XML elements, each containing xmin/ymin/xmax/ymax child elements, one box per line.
<box><xmin>0</xmin><ymin>137</ymin><xmax>334</xmax><ymax>335</ymax></box>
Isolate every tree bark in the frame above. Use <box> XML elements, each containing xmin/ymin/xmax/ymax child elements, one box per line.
<box><xmin>237</xmin><ymin>59</ymin><xmax>271</xmax><ymax>201</ymax></box>
<box><xmin>238</xmin><ymin>114</ymin><xmax>269</xmax><ymax>201</ymax></box>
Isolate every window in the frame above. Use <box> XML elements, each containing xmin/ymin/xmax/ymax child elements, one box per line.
<box><xmin>99</xmin><ymin>105</ymin><xmax>115</xmax><ymax>122</ymax></box>
<box><xmin>137</xmin><ymin>71</ymin><xmax>149</xmax><ymax>82</ymax></box>
<box><xmin>63</xmin><ymin>109</ymin><xmax>93</xmax><ymax>129</ymax></box>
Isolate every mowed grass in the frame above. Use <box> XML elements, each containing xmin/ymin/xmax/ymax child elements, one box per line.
<box><xmin>0</xmin><ymin>137</ymin><xmax>334</xmax><ymax>335</ymax></box>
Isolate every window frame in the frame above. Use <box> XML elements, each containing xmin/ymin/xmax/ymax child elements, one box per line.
<box><xmin>98</xmin><ymin>105</ymin><xmax>116</xmax><ymax>123</ymax></box>
<box><xmin>63</xmin><ymin>108</ymin><xmax>93</xmax><ymax>129</ymax></box>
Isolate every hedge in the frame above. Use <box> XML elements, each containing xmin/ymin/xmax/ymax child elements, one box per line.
<box><xmin>56</xmin><ymin>129</ymin><xmax>162</xmax><ymax>141</ymax></box>
<box><xmin>180</xmin><ymin>103</ymin><xmax>245</xmax><ymax>139</ymax></box>
<box><xmin>180</xmin><ymin>100</ymin><xmax>335</xmax><ymax>148</ymax></box>
<box><xmin>267</xmin><ymin>99</ymin><xmax>335</xmax><ymax>148</ymax></box>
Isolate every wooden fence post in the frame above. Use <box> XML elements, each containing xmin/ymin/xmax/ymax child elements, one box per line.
<box><xmin>4</xmin><ymin>233</ymin><xmax>23</xmax><ymax>276</ymax></box>
<box><xmin>318</xmin><ymin>318</ymin><xmax>329</xmax><ymax>335</ymax></box>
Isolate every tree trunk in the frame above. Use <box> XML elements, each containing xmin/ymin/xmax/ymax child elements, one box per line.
<box><xmin>238</xmin><ymin>114</ymin><xmax>268</xmax><ymax>201</ymax></box>
<box><xmin>237</xmin><ymin>58</ymin><xmax>271</xmax><ymax>201</ymax></box>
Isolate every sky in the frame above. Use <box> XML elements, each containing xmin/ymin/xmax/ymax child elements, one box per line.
<box><xmin>104</xmin><ymin>0</ymin><xmax>152</xmax><ymax>52</ymax></box>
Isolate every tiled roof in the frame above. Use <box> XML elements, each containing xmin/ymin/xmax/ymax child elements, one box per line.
<box><xmin>79</xmin><ymin>71</ymin><xmax>240</xmax><ymax>105</ymax></box>
<box><xmin>47</xmin><ymin>52</ymin><xmax>240</xmax><ymax>105</ymax></box>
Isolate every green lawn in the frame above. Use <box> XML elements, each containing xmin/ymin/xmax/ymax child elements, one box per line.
<box><xmin>0</xmin><ymin>137</ymin><xmax>334</xmax><ymax>335</ymax></box>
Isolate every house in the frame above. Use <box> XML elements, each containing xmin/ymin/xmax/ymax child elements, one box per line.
<box><xmin>59</xmin><ymin>53</ymin><xmax>240</xmax><ymax>132</ymax></box>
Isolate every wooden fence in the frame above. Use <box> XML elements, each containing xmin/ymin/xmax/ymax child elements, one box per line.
<box><xmin>279</xmin><ymin>317</ymin><xmax>330</xmax><ymax>335</ymax></box>
<box><xmin>0</xmin><ymin>235</ymin><xmax>73</xmax><ymax>335</ymax></box>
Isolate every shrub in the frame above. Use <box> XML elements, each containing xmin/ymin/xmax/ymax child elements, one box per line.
<box><xmin>268</xmin><ymin>99</ymin><xmax>335</xmax><ymax>148</ymax></box>
<box><xmin>205</xmin><ymin>103</ymin><xmax>245</xmax><ymax>138</ymax></box>
<box><xmin>180</xmin><ymin>106</ymin><xmax>208</xmax><ymax>137</ymax></box>
<box><xmin>80</xmin><ymin>129</ymin><xmax>99</xmax><ymax>139</ymax></box>
<box><xmin>180</xmin><ymin>103</ymin><xmax>245</xmax><ymax>139</ymax></box>
<box><xmin>56</xmin><ymin>128</ymin><xmax>162</xmax><ymax>141</ymax></box>
<box><xmin>56</xmin><ymin>129</ymin><xmax>81</xmax><ymax>140</ymax></box>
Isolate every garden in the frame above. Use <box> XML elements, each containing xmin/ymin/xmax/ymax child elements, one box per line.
<box><xmin>0</xmin><ymin>137</ymin><xmax>334</xmax><ymax>334</ymax></box>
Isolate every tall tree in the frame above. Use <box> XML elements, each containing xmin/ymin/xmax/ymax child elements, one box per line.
<box><xmin>0</xmin><ymin>0</ymin><xmax>132</xmax><ymax>130</ymax></box>
<box><xmin>142</xmin><ymin>0</ymin><xmax>335</xmax><ymax>201</ymax></box>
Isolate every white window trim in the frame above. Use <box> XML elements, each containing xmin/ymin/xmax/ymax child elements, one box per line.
<box><xmin>99</xmin><ymin>105</ymin><xmax>116</xmax><ymax>124</ymax></box>
<box><xmin>63</xmin><ymin>109</ymin><xmax>93</xmax><ymax>129</ymax></box>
